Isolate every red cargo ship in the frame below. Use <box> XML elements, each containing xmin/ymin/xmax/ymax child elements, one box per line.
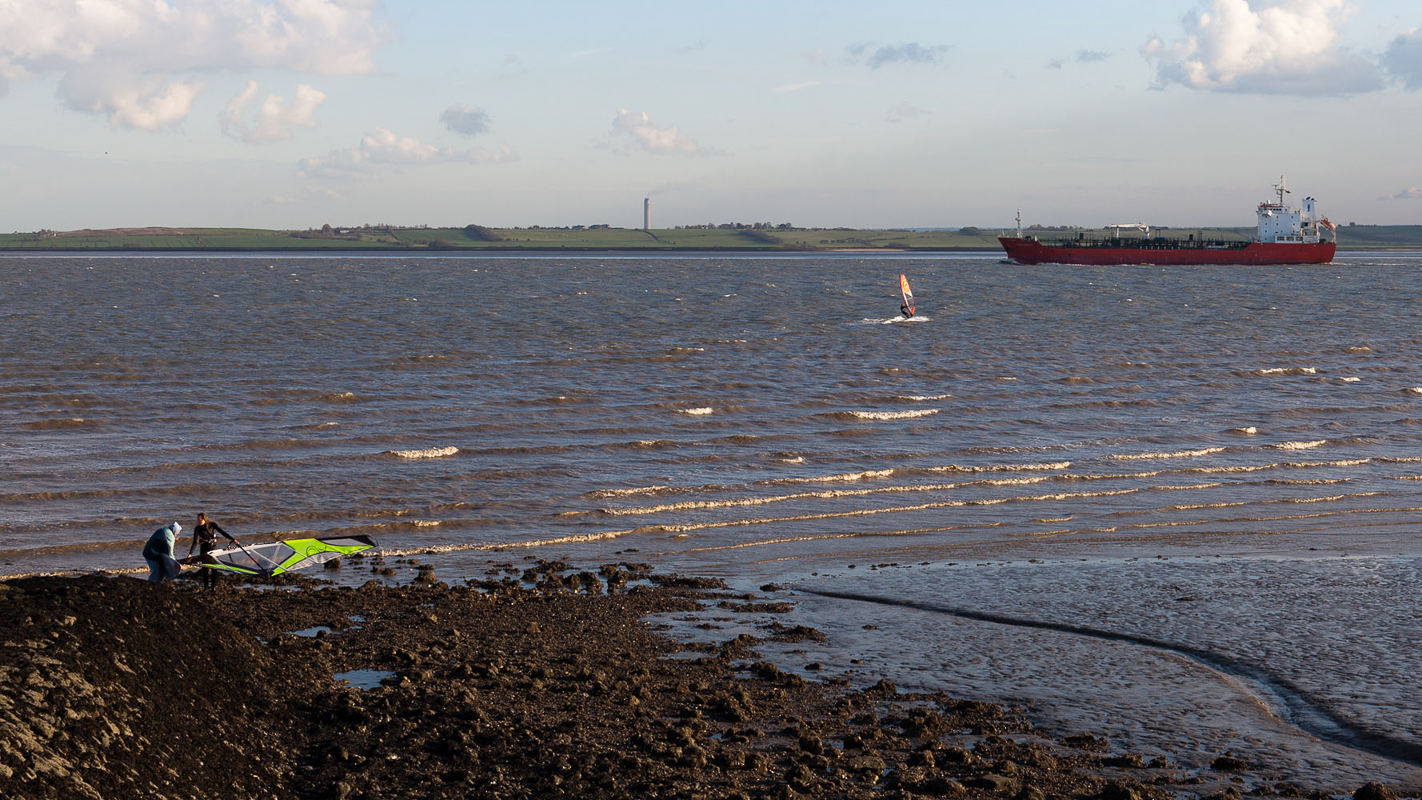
<box><xmin>999</xmin><ymin>178</ymin><xmax>1336</xmax><ymax>266</ymax></box>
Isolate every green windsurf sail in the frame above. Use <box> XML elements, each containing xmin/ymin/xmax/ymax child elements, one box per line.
<box><xmin>202</xmin><ymin>535</ymin><xmax>376</xmax><ymax>577</ymax></box>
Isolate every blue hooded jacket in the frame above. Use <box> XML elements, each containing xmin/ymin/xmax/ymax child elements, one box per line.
<box><xmin>142</xmin><ymin>523</ymin><xmax>181</xmax><ymax>560</ymax></box>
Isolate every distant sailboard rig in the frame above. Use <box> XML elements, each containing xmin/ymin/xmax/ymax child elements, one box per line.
<box><xmin>202</xmin><ymin>535</ymin><xmax>376</xmax><ymax>578</ymax></box>
<box><xmin>899</xmin><ymin>273</ymin><xmax>915</xmax><ymax>318</ymax></box>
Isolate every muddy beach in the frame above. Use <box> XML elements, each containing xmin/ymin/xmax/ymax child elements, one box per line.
<box><xmin>0</xmin><ymin>561</ymin><xmax>1406</xmax><ymax>800</ymax></box>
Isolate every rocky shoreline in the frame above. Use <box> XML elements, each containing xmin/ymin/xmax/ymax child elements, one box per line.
<box><xmin>0</xmin><ymin>561</ymin><xmax>1408</xmax><ymax>800</ymax></box>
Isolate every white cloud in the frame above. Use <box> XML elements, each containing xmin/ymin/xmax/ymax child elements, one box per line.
<box><xmin>298</xmin><ymin>127</ymin><xmax>517</xmax><ymax>178</ymax></box>
<box><xmin>0</xmin><ymin>0</ymin><xmax>387</xmax><ymax>130</ymax></box>
<box><xmin>58</xmin><ymin>67</ymin><xmax>204</xmax><ymax>130</ymax></box>
<box><xmin>441</xmin><ymin>105</ymin><xmax>491</xmax><ymax>137</ymax></box>
<box><xmin>886</xmin><ymin>102</ymin><xmax>926</xmax><ymax>123</ymax></box>
<box><xmin>1383</xmin><ymin>27</ymin><xmax>1422</xmax><ymax>89</ymax></box>
<box><xmin>497</xmin><ymin>55</ymin><xmax>528</xmax><ymax>79</ymax></box>
<box><xmin>1385</xmin><ymin>187</ymin><xmax>1422</xmax><ymax>200</ymax></box>
<box><xmin>611</xmin><ymin>109</ymin><xmax>701</xmax><ymax>155</ymax></box>
<box><xmin>773</xmin><ymin>80</ymin><xmax>819</xmax><ymax>94</ymax></box>
<box><xmin>1143</xmin><ymin>0</ymin><xmax>1384</xmax><ymax>95</ymax></box>
<box><xmin>221</xmin><ymin>81</ymin><xmax>325</xmax><ymax>143</ymax></box>
<box><xmin>846</xmin><ymin>42</ymin><xmax>949</xmax><ymax>69</ymax></box>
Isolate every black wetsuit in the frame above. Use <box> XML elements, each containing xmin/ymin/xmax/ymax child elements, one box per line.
<box><xmin>190</xmin><ymin>521</ymin><xmax>237</xmax><ymax>589</ymax></box>
<box><xmin>900</xmin><ymin>304</ymin><xmax>913</xmax><ymax>319</ymax></box>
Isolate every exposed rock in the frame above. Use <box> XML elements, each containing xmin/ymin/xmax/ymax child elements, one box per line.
<box><xmin>0</xmin><ymin>572</ymin><xmax>1322</xmax><ymax>800</ymax></box>
<box><xmin>1354</xmin><ymin>783</ymin><xmax>1399</xmax><ymax>800</ymax></box>
<box><xmin>1212</xmin><ymin>754</ymin><xmax>1250</xmax><ymax>772</ymax></box>
<box><xmin>968</xmin><ymin>773</ymin><xmax>1017</xmax><ymax>794</ymax></box>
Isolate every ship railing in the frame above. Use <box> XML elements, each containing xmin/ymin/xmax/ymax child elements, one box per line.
<box><xmin>1026</xmin><ymin>236</ymin><xmax>1250</xmax><ymax>250</ymax></box>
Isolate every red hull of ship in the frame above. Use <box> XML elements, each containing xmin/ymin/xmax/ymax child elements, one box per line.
<box><xmin>998</xmin><ymin>238</ymin><xmax>1336</xmax><ymax>266</ymax></box>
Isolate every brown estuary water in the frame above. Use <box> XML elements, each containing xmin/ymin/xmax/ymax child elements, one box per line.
<box><xmin>5</xmin><ymin>251</ymin><xmax>1422</xmax><ymax>787</ymax></box>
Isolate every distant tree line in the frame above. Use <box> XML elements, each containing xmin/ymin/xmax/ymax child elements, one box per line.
<box><xmin>677</xmin><ymin>222</ymin><xmax>794</xmax><ymax>230</ymax></box>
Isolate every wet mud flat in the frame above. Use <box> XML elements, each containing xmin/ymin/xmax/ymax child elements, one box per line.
<box><xmin>0</xmin><ymin>565</ymin><xmax>1407</xmax><ymax>800</ymax></box>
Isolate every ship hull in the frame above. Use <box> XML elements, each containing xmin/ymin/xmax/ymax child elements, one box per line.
<box><xmin>998</xmin><ymin>238</ymin><xmax>1336</xmax><ymax>266</ymax></box>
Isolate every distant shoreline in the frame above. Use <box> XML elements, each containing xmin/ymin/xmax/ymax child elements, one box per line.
<box><xmin>1</xmin><ymin>246</ymin><xmax>1416</xmax><ymax>257</ymax></box>
<box><xmin>4</xmin><ymin>224</ymin><xmax>1420</xmax><ymax>252</ymax></box>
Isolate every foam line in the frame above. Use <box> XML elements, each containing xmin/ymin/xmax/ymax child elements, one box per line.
<box><xmin>653</xmin><ymin>488</ymin><xmax>1141</xmax><ymax>533</ymax></box>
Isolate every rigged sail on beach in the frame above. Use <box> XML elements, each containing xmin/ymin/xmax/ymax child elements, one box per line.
<box><xmin>203</xmin><ymin>535</ymin><xmax>376</xmax><ymax>578</ymax></box>
<box><xmin>899</xmin><ymin>273</ymin><xmax>915</xmax><ymax>317</ymax></box>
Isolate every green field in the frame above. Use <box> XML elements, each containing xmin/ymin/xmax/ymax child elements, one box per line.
<box><xmin>1</xmin><ymin>224</ymin><xmax>1419</xmax><ymax>252</ymax></box>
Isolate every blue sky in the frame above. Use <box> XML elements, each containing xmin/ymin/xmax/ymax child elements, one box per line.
<box><xmin>1</xmin><ymin>0</ymin><xmax>1420</xmax><ymax>230</ymax></box>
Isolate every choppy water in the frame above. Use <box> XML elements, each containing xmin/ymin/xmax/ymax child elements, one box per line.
<box><xmin>5</xmin><ymin>252</ymin><xmax>1422</xmax><ymax>786</ymax></box>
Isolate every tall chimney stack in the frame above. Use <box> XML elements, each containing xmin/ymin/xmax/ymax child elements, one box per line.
<box><xmin>643</xmin><ymin>197</ymin><xmax>650</xmax><ymax>231</ymax></box>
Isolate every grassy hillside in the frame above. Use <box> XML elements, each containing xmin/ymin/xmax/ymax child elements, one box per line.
<box><xmin>1334</xmin><ymin>225</ymin><xmax>1422</xmax><ymax>248</ymax></box>
<box><xmin>0</xmin><ymin>224</ymin><xmax>1418</xmax><ymax>251</ymax></box>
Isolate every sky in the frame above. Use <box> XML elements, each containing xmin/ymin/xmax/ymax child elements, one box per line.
<box><xmin>1</xmin><ymin>0</ymin><xmax>1421</xmax><ymax>231</ymax></box>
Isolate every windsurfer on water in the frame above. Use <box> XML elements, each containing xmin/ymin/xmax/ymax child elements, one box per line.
<box><xmin>900</xmin><ymin>302</ymin><xmax>914</xmax><ymax>319</ymax></box>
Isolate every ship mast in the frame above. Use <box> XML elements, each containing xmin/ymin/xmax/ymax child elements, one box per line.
<box><xmin>1015</xmin><ymin>208</ymin><xmax>1022</xmax><ymax>238</ymax></box>
<box><xmin>1273</xmin><ymin>175</ymin><xmax>1290</xmax><ymax>206</ymax></box>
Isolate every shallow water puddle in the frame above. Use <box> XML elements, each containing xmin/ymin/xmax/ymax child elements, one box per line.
<box><xmin>335</xmin><ymin>669</ymin><xmax>395</xmax><ymax>690</ymax></box>
<box><xmin>288</xmin><ymin>625</ymin><xmax>333</xmax><ymax>638</ymax></box>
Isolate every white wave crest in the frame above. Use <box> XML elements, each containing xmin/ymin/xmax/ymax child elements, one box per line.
<box><xmin>778</xmin><ymin>469</ymin><xmax>895</xmax><ymax>484</ymax></box>
<box><xmin>1339</xmin><ymin>377</ymin><xmax>1362</xmax><ymax>383</ymax></box>
<box><xmin>1112</xmin><ymin>447</ymin><xmax>1225</xmax><ymax>461</ymax></box>
<box><xmin>1284</xmin><ymin>459</ymin><xmax>1369</xmax><ymax>468</ymax></box>
<box><xmin>388</xmin><ymin>446</ymin><xmax>459</xmax><ymax>459</ymax></box>
<box><xmin>1254</xmin><ymin>367</ymin><xmax>1317</xmax><ymax>376</ymax></box>
<box><xmin>1273</xmin><ymin>440</ymin><xmax>1326</xmax><ymax>451</ymax></box>
<box><xmin>924</xmin><ymin>461</ymin><xmax>1071</xmax><ymax>474</ymax></box>
<box><xmin>849</xmin><ymin>409</ymin><xmax>940</xmax><ymax>420</ymax></box>
<box><xmin>898</xmin><ymin>393</ymin><xmax>952</xmax><ymax>401</ymax></box>
<box><xmin>680</xmin><ymin>407</ymin><xmax>714</xmax><ymax>416</ymax></box>
<box><xmin>1408</xmin><ymin>388</ymin><xmax>1422</xmax><ymax>396</ymax></box>
<box><xmin>588</xmin><ymin>485</ymin><xmax>673</xmax><ymax>498</ymax></box>
<box><xmin>1228</xmin><ymin>427</ymin><xmax>1259</xmax><ymax>435</ymax></box>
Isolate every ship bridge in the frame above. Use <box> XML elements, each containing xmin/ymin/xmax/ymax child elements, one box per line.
<box><xmin>1256</xmin><ymin>176</ymin><xmax>1333</xmax><ymax>245</ymax></box>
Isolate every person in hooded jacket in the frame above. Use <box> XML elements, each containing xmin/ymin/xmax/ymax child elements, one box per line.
<box><xmin>142</xmin><ymin>522</ymin><xmax>183</xmax><ymax>583</ymax></box>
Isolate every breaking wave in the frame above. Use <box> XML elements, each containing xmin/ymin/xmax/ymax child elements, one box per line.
<box><xmin>586</xmin><ymin>485</ymin><xmax>676</xmax><ymax>499</ymax></box>
<box><xmin>1252</xmin><ymin>367</ymin><xmax>1318</xmax><ymax>376</ymax></box>
<box><xmin>841</xmin><ymin>409</ymin><xmax>941</xmax><ymax>421</ymax></box>
<box><xmin>1111</xmin><ymin>447</ymin><xmax>1225</xmax><ymax>461</ymax></box>
<box><xmin>1273</xmin><ymin>440</ymin><xmax>1327</xmax><ymax>451</ymax></box>
<box><xmin>387</xmin><ymin>446</ymin><xmax>460</xmax><ymax>460</ymax></box>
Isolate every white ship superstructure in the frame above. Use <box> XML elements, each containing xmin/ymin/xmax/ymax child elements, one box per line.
<box><xmin>1255</xmin><ymin>176</ymin><xmax>1334</xmax><ymax>244</ymax></box>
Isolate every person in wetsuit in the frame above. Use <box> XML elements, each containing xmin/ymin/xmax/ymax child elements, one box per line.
<box><xmin>187</xmin><ymin>512</ymin><xmax>239</xmax><ymax>590</ymax></box>
<box><xmin>900</xmin><ymin>302</ymin><xmax>914</xmax><ymax>319</ymax></box>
